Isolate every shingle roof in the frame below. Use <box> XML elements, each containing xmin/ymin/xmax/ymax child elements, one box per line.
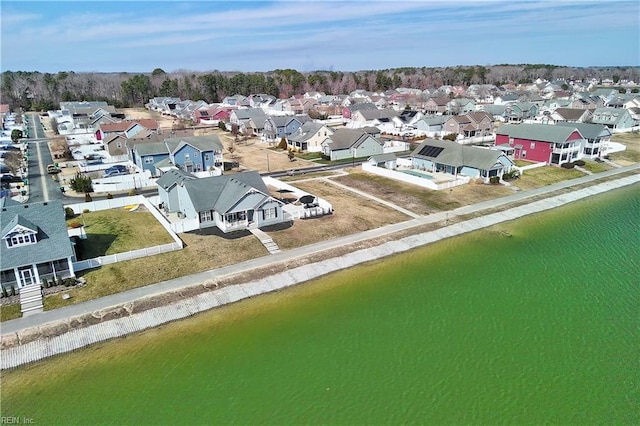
<box><xmin>325</xmin><ymin>129</ymin><xmax>383</xmax><ymax>151</ymax></box>
<box><xmin>496</xmin><ymin>123</ymin><xmax>582</xmax><ymax>144</ymax></box>
<box><xmin>0</xmin><ymin>201</ymin><xmax>74</xmax><ymax>270</ymax></box>
<box><xmin>156</xmin><ymin>168</ymin><xmax>195</xmax><ymax>190</ymax></box>
<box><xmin>164</xmin><ymin>135</ymin><xmax>223</xmax><ymax>153</ymax></box>
<box><xmin>411</xmin><ymin>139</ymin><xmax>511</xmax><ymax>170</ymax></box>
<box><xmin>556</xmin><ymin>122</ymin><xmax>611</xmax><ymax>139</ymax></box>
<box><xmin>134</xmin><ymin>141</ymin><xmax>169</xmax><ymax>156</ymax></box>
<box><xmin>553</xmin><ymin>108</ymin><xmax>587</xmax><ymax>121</ymax></box>
<box><xmin>181</xmin><ymin>172</ymin><xmax>271</xmax><ymax>213</ymax></box>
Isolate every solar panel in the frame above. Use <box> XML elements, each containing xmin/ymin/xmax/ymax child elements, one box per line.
<box><xmin>417</xmin><ymin>145</ymin><xmax>444</xmax><ymax>158</ymax></box>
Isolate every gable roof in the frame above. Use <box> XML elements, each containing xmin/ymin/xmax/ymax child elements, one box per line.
<box><xmin>133</xmin><ymin>141</ymin><xmax>170</xmax><ymax>156</ymax></box>
<box><xmin>181</xmin><ymin>172</ymin><xmax>273</xmax><ymax>213</ymax></box>
<box><xmin>288</xmin><ymin>122</ymin><xmax>331</xmax><ymax>143</ymax></box>
<box><xmin>165</xmin><ymin>135</ymin><xmax>223</xmax><ymax>153</ymax></box>
<box><xmin>325</xmin><ymin>129</ymin><xmax>383</xmax><ymax>151</ymax></box>
<box><xmin>411</xmin><ymin>139</ymin><xmax>511</xmax><ymax>170</ymax></box>
<box><xmin>553</xmin><ymin>108</ymin><xmax>588</xmax><ymax>121</ymax></box>
<box><xmin>555</xmin><ymin>122</ymin><xmax>611</xmax><ymax>139</ymax></box>
<box><xmin>0</xmin><ymin>201</ymin><xmax>74</xmax><ymax>270</ymax></box>
<box><xmin>99</xmin><ymin>119</ymin><xmax>159</xmax><ymax>133</ymax></box>
<box><xmin>496</xmin><ymin>123</ymin><xmax>582</xmax><ymax>143</ymax></box>
<box><xmin>156</xmin><ymin>168</ymin><xmax>196</xmax><ymax>190</ymax></box>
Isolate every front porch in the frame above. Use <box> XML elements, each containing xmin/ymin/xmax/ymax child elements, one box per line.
<box><xmin>1</xmin><ymin>258</ymin><xmax>74</xmax><ymax>292</ymax></box>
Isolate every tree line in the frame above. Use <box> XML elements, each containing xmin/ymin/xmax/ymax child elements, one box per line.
<box><xmin>2</xmin><ymin>65</ymin><xmax>638</xmax><ymax>111</ymax></box>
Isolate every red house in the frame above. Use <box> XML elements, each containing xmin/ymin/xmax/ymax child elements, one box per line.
<box><xmin>495</xmin><ymin>123</ymin><xmax>584</xmax><ymax>166</ymax></box>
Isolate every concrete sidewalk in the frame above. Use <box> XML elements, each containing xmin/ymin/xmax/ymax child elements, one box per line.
<box><xmin>1</xmin><ymin>164</ymin><xmax>638</xmax><ymax>336</ymax></box>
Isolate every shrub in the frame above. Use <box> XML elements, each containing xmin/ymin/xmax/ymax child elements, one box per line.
<box><xmin>128</xmin><ymin>189</ymin><xmax>137</xmax><ymax>196</ymax></box>
<box><xmin>443</xmin><ymin>133</ymin><xmax>458</xmax><ymax>141</ymax></box>
<box><xmin>69</xmin><ymin>221</ymin><xmax>82</xmax><ymax>228</ymax></box>
<box><xmin>84</xmin><ymin>193</ymin><xmax>92</xmax><ymax>202</ymax></box>
<box><xmin>65</xmin><ymin>207</ymin><xmax>76</xmax><ymax>219</ymax></box>
<box><xmin>57</xmin><ymin>277</ymin><xmax>64</xmax><ymax>287</ymax></box>
<box><xmin>278</xmin><ymin>137</ymin><xmax>288</xmax><ymax>150</ymax></box>
<box><xmin>83</xmin><ymin>208</ymin><xmax>90</xmax><ymax>214</ymax></box>
<box><xmin>1</xmin><ymin>286</ymin><xmax>8</xmax><ymax>298</ymax></box>
<box><xmin>106</xmin><ymin>192</ymin><xmax>113</xmax><ymax>199</ymax></box>
<box><xmin>573</xmin><ymin>160</ymin><xmax>585</xmax><ymax>167</ymax></box>
<box><xmin>489</xmin><ymin>176</ymin><xmax>500</xmax><ymax>184</ymax></box>
<box><xmin>561</xmin><ymin>162</ymin><xmax>575</xmax><ymax>169</ymax></box>
<box><xmin>11</xmin><ymin>286</ymin><xmax>17</xmax><ymax>296</ymax></box>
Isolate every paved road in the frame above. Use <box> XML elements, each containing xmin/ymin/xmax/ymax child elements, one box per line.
<box><xmin>2</xmin><ymin>163</ymin><xmax>637</xmax><ymax>335</ymax></box>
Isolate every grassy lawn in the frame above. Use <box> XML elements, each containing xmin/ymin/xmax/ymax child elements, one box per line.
<box><xmin>581</xmin><ymin>160</ymin><xmax>614</xmax><ymax>174</ymax></box>
<box><xmin>609</xmin><ymin>132</ymin><xmax>640</xmax><ymax>164</ymax></box>
<box><xmin>514</xmin><ymin>166</ymin><xmax>585</xmax><ymax>191</ymax></box>
<box><xmin>295</xmin><ymin>151</ymin><xmax>323</xmax><ymax>161</ymax></box>
<box><xmin>68</xmin><ymin>207</ymin><xmax>175</xmax><ymax>259</ymax></box>
<box><xmin>514</xmin><ymin>159</ymin><xmax>538</xmax><ymax>167</ymax></box>
<box><xmin>43</xmin><ymin>229</ymin><xmax>267</xmax><ymax>312</ymax></box>
<box><xmin>1</xmin><ymin>304</ymin><xmax>21</xmax><ymax>322</ymax></box>
<box><xmin>268</xmin><ymin>179</ymin><xmax>410</xmax><ymax>250</ymax></box>
<box><xmin>331</xmin><ymin>170</ymin><xmax>513</xmax><ymax>215</ymax></box>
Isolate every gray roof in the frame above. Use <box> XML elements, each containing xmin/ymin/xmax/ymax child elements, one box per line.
<box><xmin>268</xmin><ymin>115</ymin><xmax>298</xmax><ymax>127</ymax></box>
<box><xmin>411</xmin><ymin>139</ymin><xmax>511</xmax><ymax>171</ymax></box>
<box><xmin>134</xmin><ymin>141</ymin><xmax>169</xmax><ymax>156</ymax></box>
<box><xmin>496</xmin><ymin>123</ymin><xmax>582</xmax><ymax>143</ymax></box>
<box><xmin>369</xmin><ymin>153</ymin><xmax>397</xmax><ymax>162</ymax></box>
<box><xmin>164</xmin><ymin>135</ymin><xmax>223</xmax><ymax>153</ymax></box>
<box><xmin>233</xmin><ymin>108</ymin><xmax>267</xmax><ymax>122</ymax></box>
<box><xmin>0</xmin><ymin>201</ymin><xmax>74</xmax><ymax>270</ymax></box>
<box><xmin>325</xmin><ymin>129</ymin><xmax>383</xmax><ymax>151</ymax></box>
<box><xmin>553</xmin><ymin>108</ymin><xmax>587</xmax><ymax>121</ymax></box>
<box><xmin>181</xmin><ymin>172</ymin><xmax>272</xmax><ymax>214</ymax></box>
<box><xmin>288</xmin><ymin>122</ymin><xmax>330</xmax><ymax>143</ymax></box>
<box><xmin>156</xmin><ymin>169</ymin><xmax>195</xmax><ymax>190</ymax></box>
<box><xmin>418</xmin><ymin>115</ymin><xmax>450</xmax><ymax>125</ymax></box>
<box><xmin>556</xmin><ymin>122</ymin><xmax>611</xmax><ymax>139</ymax></box>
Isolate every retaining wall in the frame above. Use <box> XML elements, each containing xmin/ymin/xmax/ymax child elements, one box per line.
<box><xmin>1</xmin><ymin>175</ymin><xmax>638</xmax><ymax>369</ymax></box>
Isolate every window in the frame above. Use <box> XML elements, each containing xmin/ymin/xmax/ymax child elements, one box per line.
<box><xmin>199</xmin><ymin>210</ymin><xmax>213</xmax><ymax>222</ymax></box>
<box><xmin>204</xmin><ymin>154</ymin><xmax>210</xmax><ymax>161</ymax></box>
<box><xmin>530</xmin><ymin>142</ymin><xmax>535</xmax><ymax>149</ymax></box>
<box><xmin>6</xmin><ymin>233</ymin><xmax>36</xmax><ymax>248</ymax></box>
<box><xmin>144</xmin><ymin>157</ymin><xmax>154</xmax><ymax>164</ymax></box>
<box><xmin>116</xmin><ymin>142</ymin><xmax>122</xmax><ymax>149</ymax></box>
<box><xmin>509</xmin><ymin>137</ymin><xmax>514</xmax><ymax>145</ymax></box>
<box><xmin>263</xmin><ymin>208</ymin><xmax>277</xmax><ymax>220</ymax></box>
<box><xmin>521</xmin><ymin>150</ymin><xmax>527</xmax><ymax>158</ymax></box>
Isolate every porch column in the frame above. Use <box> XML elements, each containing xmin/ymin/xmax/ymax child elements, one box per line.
<box><xmin>12</xmin><ymin>268</ymin><xmax>20</xmax><ymax>287</ymax></box>
<box><xmin>67</xmin><ymin>257</ymin><xmax>76</xmax><ymax>278</ymax></box>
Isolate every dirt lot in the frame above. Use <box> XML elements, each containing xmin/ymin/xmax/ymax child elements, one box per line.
<box><xmin>330</xmin><ymin>169</ymin><xmax>515</xmax><ymax>215</ymax></box>
<box><xmin>265</xmin><ymin>178</ymin><xmax>411</xmax><ymax>249</ymax></box>
<box><xmin>610</xmin><ymin>132</ymin><xmax>640</xmax><ymax>165</ymax></box>
<box><xmin>121</xmin><ymin>107</ymin><xmax>176</xmax><ymax>131</ymax></box>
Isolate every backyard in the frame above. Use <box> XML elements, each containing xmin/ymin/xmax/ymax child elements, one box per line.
<box><xmin>609</xmin><ymin>132</ymin><xmax>640</xmax><ymax>165</ymax></box>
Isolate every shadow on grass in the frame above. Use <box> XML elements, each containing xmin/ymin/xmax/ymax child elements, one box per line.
<box><xmin>187</xmin><ymin>226</ymin><xmax>250</xmax><ymax>240</ymax></box>
<box><xmin>77</xmin><ymin>234</ymin><xmax>117</xmax><ymax>259</ymax></box>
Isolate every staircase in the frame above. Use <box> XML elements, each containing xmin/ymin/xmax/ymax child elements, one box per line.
<box><xmin>19</xmin><ymin>283</ymin><xmax>44</xmax><ymax>316</ymax></box>
<box><xmin>250</xmin><ymin>228</ymin><xmax>281</xmax><ymax>254</ymax></box>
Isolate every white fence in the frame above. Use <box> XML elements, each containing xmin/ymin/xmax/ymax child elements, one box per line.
<box><xmin>263</xmin><ymin>176</ymin><xmax>334</xmax><ymax>219</ymax></box>
<box><xmin>67</xmin><ymin>195</ymin><xmax>184</xmax><ymax>272</ymax></box>
<box><xmin>362</xmin><ymin>163</ymin><xmax>470</xmax><ymax>190</ymax></box>
<box><xmin>611</xmin><ymin>126</ymin><xmax>640</xmax><ymax>134</ymax></box>
<box><xmin>92</xmin><ymin>172</ymin><xmax>156</xmax><ymax>193</ymax></box>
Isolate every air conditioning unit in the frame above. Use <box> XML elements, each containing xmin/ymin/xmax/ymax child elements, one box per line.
<box><xmin>177</xmin><ymin>211</ymin><xmax>185</xmax><ymax>219</ymax></box>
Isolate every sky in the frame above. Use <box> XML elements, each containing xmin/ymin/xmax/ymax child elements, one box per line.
<box><xmin>1</xmin><ymin>0</ymin><xmax>639</xmax><ymax>73</ymax></box>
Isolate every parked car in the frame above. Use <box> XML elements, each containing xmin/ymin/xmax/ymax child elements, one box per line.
<box><xmin>106</xmin><ymin>165</ymin><xmax>127</xmax><ymax>173</ymax></box>
<box><xmin>47</xmin><ymin>164</ymin><xmax>61</xmax><ymax>174</ymax></box>
<box><xmin>84</xmin><ymin>153</ymin><xmax>103</xmax><ymax>161</ymax></box>
<box><xmin>0</xmin><ymin>174</ymin><xmax>23</xmax><ymax>183</ymax></box>
<box><xmin>102</xmin><ymin>169</ymin><xmax>127</xmax><ymax>178</ymax></box>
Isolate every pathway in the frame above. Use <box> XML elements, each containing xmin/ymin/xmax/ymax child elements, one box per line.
<box><xmin>1</xmin><ymin>164</ymin><xmax>638</xmax><ymax>336</ymax></box>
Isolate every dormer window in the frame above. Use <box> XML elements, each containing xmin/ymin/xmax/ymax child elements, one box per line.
<box><xmin>5</xmin><ymin>230</ymin><xmax>37</xmax><ymax>248</ymax></box>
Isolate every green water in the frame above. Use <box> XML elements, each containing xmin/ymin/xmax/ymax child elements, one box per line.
<box><xmin>2</xmin><ymin>185</ymin><xmax>638</xmax><ymax>425</ymax></box>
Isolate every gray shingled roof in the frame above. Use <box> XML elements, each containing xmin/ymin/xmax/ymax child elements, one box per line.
<box><xmin>181</xmin><ymin>172</ymin><xmax>272</xmax><ymax>214</ymax></box>
<box><xmin>556</xmin><ymin>122</ymin><xmax>611</xmax><ymax>139</ymax></box>
<box><xmin>325</xmin><ymin>129</ymin><xmax>383</xmax><ymax>151</ymax></box>
<box><xmin>156</xmin><ymin>169</ymin><xmax>195</xmax><ymax>190</ymax></box>
<box><xmin>233</xmin><ymin>108</ymin><xmax>267</xmax><ymax>122</ymax></box>
<box><xmin>496</xmin><ymin>123</ymin><xmax>582</xmax><ymax>144</ymax></box>
<box><xmin>0</xmin><ymin>201</ymin><xmax>74</xmax><ymax>270</ymax></box>
<box><xmin>134</xmin><ymin>141</ymin><xmax>170</xmax><ymax>156</ymax></box>
<box><xmin>164</xmin><ymin>135</ymin><xmax>223</xmax><ymax>153</ymax></box>
<box><xmin>411</xmin><ymin>139</ymin><xmax>511</xmax><ymax>170</ymax></box>
<box><xmin>288</xmin><ymin>122</ymin><xmax>328</xmax><ymax>143</ymax></box>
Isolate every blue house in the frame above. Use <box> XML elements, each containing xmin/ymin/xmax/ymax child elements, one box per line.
<box><xmin>131</xmin><ymin>141</ymin><xmax>169</xmax><ymax>177</ymax></box>
<box><xmin>165</xmin><ymin>135</ymin><xmax>224</xmax><ymax>174</ymax></box>
<box><xmin>156</xmin><ymin>170</ymin><xmax>286</xmax><ymax>233</ymax></box>
<box><xmin>263</xmin><ymin>115</ymin><xmax>311</xmax><ymax>143</ymax></box>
